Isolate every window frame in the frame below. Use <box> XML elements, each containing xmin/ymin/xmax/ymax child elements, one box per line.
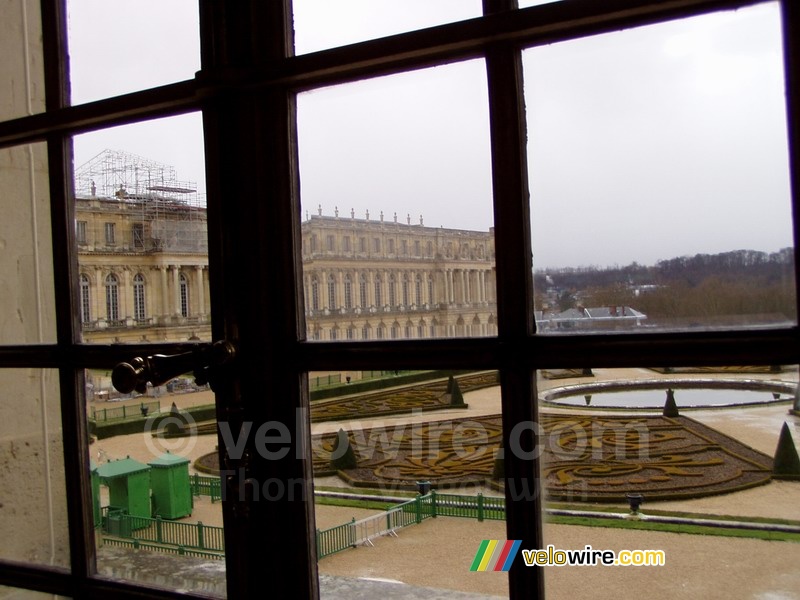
<box><xmin>0</xmin><ymin>0</ymin><xmax>796</xmax><ymax>599</ymax></box>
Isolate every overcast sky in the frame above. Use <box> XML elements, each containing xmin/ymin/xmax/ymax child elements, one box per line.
<box><xmin>68</xmin><ymin>1</ymin><xmax>792</xmax><ymax>269</ymax></box>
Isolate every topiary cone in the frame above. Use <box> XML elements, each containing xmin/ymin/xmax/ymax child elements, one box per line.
<box><xmin>450</xmin><ymin>378</ymin><xmax>466</xmax><ymax>406</ymax></box>
<box><xmin>773</xmin><ymin>422</ymin><xmax>800</xmax><ymax>477</ymax></box>
<box><xmin>330</xmin><ymin>428</ymin><xmax>358</xmax><ymax>471</ymax></box>
<box><xmin>663</xmin><ymin>389</ymin><xmax>679</xmax><ymax>418</ymax></box>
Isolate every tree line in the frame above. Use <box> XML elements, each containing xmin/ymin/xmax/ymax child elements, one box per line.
<box><xmin>535</xmin><ymin>248</ymin><xmax>796</xmax><ymax>321</ymax></box>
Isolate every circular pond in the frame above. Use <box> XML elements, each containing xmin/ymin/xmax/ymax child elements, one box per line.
<box><xmin>543</xmin><ymin>378</ymin><xmax>797</xmax><ymax>409</ymax></box>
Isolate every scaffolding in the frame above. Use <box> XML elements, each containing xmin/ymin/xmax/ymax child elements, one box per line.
<box><xmin>74</xmin><ymin>149</ymin><xmax>207</xmax><ymax>254</ymax></box>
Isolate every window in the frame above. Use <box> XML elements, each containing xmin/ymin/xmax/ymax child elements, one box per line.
<box><xmin>105</xmin><ymin>273</ymin><xmax>119</xmax><ymax>321</ymax></box>
<box><xmin>1</xmin><ymin>1</ymin><xmax>798</xmax><ymax>599</ymax></box>
<box><xmin>132</xmin><ymin>223</ymin><xmax>145</xmax><ymax>249</ymax></box>
<box><xmin>133</xmin><ymin>273</ymin><xmax>146</xmax><ymax>321</ymax></box>
<box><xmin>179</xmin><ymin>272</ymin><xmax>189</xmax><ymax>318</ymax></box>
<box><xmin>327</xmin><ymin>274</ymin><xmax>336</xmax><ymax>309</ymax></box>
<box><xmin>359</xmin><ymin>237</ymin><xmax>366</xmax><ymax>252</ymax></box>
<box><xmin>76</xmin><ymin>220</ymin><xmax>87</xmax><ymax>244</ymax></box>
<box><xmin>359</xmin><ymin>274</ymin><xmax>367</xmax><ymax>308</ymax></box>
<box><xmin>388</xmin><ymin>274</ymin><xmax>396</xmax><ymax>307</ymax></box>
<box><xmin>415</xmin><ymin>275</ymin><xmax>422</xmax><ymax>307</ymax></box>
<box><xmin>388</xmin><ymin>238</ymin><xmax>395</xmax><ymax>254</ymax></box>
<box><xmin>344</xmin><ymin>274</ymin><xmax>353</xmax><ymax>310</ymax></box>
<box><xmin>311</xmin><ymin>276</ymin><xmax>320</xmax><ymax>311</ymax></box>
<box><xmin>326</xmin><ymin>234</ymin><xmax>335</xmax><ymax>251</ymax></box>
<box><xmin>79</xmin><ymin>274</ymin><xmax>91</xmax><ymax>323</ymax></box>
<box><xmin>343</xmin><ymin>235</ymin><xmax>351</xmax><ymax>252</ymax></box>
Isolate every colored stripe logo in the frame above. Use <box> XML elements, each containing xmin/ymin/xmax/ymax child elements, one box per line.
<box><xmin>470</xmin><ymin>540</ymin><xmax>521</xmax><ymax>572</ymax></box>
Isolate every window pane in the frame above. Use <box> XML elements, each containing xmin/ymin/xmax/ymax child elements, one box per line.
<box><xmin>310</xmin><ymin>369</ymin><xmax>508</xmax><ymax>598</ymax></box>
<box><xmin>536</xmin><ymin>365</ymin><xmax>800</xmax><ymax>597</ymax></box>
<box><xmin>90</xmin><ymin>368</ymin><xmax>224</xmax><ymax>595</ymax></box>
<box><xmin>0</xmin><ymin>0</ymin><xmax>46</xmax><ymax>122</ymax></box>
<box><xmin>0</xmin><ymin>369</ymin><xmax>69</xmax><ymax>569</ymax></box>
<box><xmin>293</xmin><ymin>0</ymin><xmax>481</xmax><ymax>55</ymax></box>
<box><xmin>72</xmin><ymin>114</ymin><xmax>210</xmax><ymax>344</ymax></box>
<box><xmin>298</xmin><ymin>61</ymin><xmax>496</xmax><ymax>341</ymax></box>
<box><xmin>0</xmin><ymin>587</ymin><xmax>69</xmax><ymax>600</ymax></box>
<box><xmin>525</xmin><ymin>3</ymin><xmax>796</xmax><ymax>334</ymax></box>
<box><xmin>0</xmin><ymin>143</ymin><xmax>57</xmax><ymax>344</ymax></box>
<box><xmin>66</xmin><ymin>0</ymin><xmax>200</xmax><ymax>104</ymax></box>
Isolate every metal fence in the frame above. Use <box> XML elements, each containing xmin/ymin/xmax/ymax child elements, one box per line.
<box><xmin>191</xmin><ymin>474</ymin><xmax>222</xmax><ymax>502</ymax></box>
<box><xmin>101</xmin><ymin>536</ymin><xmax>224</xmax><ymax>560</ymax></box>
<box><xmin>111</xmin><ymin>514</ymin><xmax>225</xmax><ymax>553</ymax></box>
<box><xmin>91</xmin><ymin>400</ymin><xmax>161</xmax><ymax>422</ymax></box>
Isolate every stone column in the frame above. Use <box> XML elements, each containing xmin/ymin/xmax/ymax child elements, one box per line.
<box><xmin>196</xmin><ymin>265</ymin><xmax>206</xmax><ymax>315</ymax></box>
<box><xmin>172</xmin><ymin>265</ymin><xmax>181</xmax><ymax>316</ymax></box>
<box><xmin>94</xmin><ymin>268</ymin><xmax>106</xmax><ymax>320</ymax></box>
<box><xmin>122</xmin><ymin>268</ymin><xmax>133</xmax><ymax>320</ymax></box>
<box><xmin>160</xmin><ymin>266</ymin><xmax>169</xmax><ymax>321</ymax></box>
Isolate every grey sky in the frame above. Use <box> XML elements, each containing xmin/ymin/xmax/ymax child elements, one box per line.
<box><xmin>68</xmin><ymin>1</ymin><xmax>793</xmax><ymax>270</ymax></box>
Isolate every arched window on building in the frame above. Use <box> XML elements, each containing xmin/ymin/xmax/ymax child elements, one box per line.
<box><xmin>417</xmin><ymin>319</ymin><xmax>425</xmax><ymax>339</ymax></box>
<box><xmin>327</xmin><ymin>274</ymin><xmax>336</xmax><ymax>310</ymax></box>
<box><xmin>402</xmin><ymin>274</ymin><xmax>409</xmax><ymax>307</ymax></box>
<box><xmin>415</xmin><ymin>275</ymin><xmax>422</xmax><ymax>307</ymax></box>
<box><xmin>311</xmin><ymin>276</ymin><xmax>320</xmax><ymax>311</ymax></box>
<box><xmin>79</xmin><ymin>274</ymin><xmax>91</xmax><ymax>324</ymax></box>
<box><xmin>179</xmin><ymin>273</ymin><xmax>190</xmax><ymax>318</ymax></box>
<box><xmin>391</xmin><ymin>322</ymin><xmax>399</xmax><ymax>339</ymax></box>
<box><xmin>376</xmin><ymin>324</ymin><xmax>385</xmax><ymax>339</ymax></box>
<box><xmin>133</xmin><ymin>273</ymin><xmax>146</xmax><ymax>321</ymax></box>
<box><xmin>359</xmin><ymin>274</ymin><xmax>367</xmax><ymax>308</ymax></box>
<box><xmin>404</xmin><ymin>321</ymin><xmax>413</xmax><ymax>338</ymax></box>
<box><xmin>428</xmin><ymin>276</ymin><xmax>434</xmax><ymax>306</ymax></box>
<box><xmin>105</xmin><ymin>273</ymin><xmax>119</xmax><ymax>322</ymax></box>
<box><xmin>374</xmin><ymin>275</ymin><xmax>382</xmax><ymax>307</ymax></box>
<box><xmin>344</xmin><ymin>274</ymin><xmax>353</xmax><ymax>310</ymax></box>
<box><xmin>361</xmin><ymin>323</ymin><xmax>371</xmax><ymax>340</ymax></box>
<box><xmin>389</xmin><ymin>274</ymin><xmax>396</xmax><ymax>308</ymax></box>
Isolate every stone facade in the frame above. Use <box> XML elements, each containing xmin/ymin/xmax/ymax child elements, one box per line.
<box><xmin>76</xmin><ymin>198</ymin><xmax>498</xmax><ymax>343</ymax></box>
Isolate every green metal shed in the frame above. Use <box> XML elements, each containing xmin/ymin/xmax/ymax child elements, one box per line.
<box><xmin>96</xmin><ymin>457</ymin><xmax>151</xmax><ymax>520</ymax></box>
<box><xmin>148</xmin><ymin>452</ymin><xmax>193</xmax><ymax>519</ymax></box>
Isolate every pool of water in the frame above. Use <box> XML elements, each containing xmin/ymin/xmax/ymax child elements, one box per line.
<box><xmin>544</xmin><ymin>388</ymin><xmax>789</xmax><ymax>408</ymax></box>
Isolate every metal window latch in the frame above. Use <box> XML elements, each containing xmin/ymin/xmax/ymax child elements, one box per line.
<box><xmin>111</xmin><ymin>340</ymin><xmax>236</xmax><ymax>394</ymax></box>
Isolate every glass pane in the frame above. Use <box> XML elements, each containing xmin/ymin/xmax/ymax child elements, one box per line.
<box><xmin>519</xmin><ymin>0</ymin><xmax>562</xmax><ymax>7</ymax></box>
<box><xmin>0</xmin><ymin>369</ymin><xmax>69</xmax><ymax>568</ymax></box>
<box><xmin>72</xmin><ymin>114</ymin><xmax>210</xmax><ymax>344</ymax></box>
<box><xmin>0</xmin><ymin>587</ymin><xmax>69</xmax><ymax>600</ymax></box>
<box><xmin>298</xmin><ymin>60</ymin><xmax>496</xmax><ymax>341</ymax></box>
<box><xmin>66</xmin><ymin>0</ymin><xmax>201</xmax><ymax>104</ymax></box>
<box><xmin>536</xmin><ymin>365</ymin><xmax>800</xmax><ymax>596</ymax></box>
<box><xmin>91</xmin><ymin>367</ymin><xmax>224</xmax><ymax>596</ymax></box>
<box><xmin>0</xmin><ymin>0</ymin><xmax>46</xmax><ymax>122</ymax></box>
<box><xmin>525</xmin><ymin>3</ymin><xmax>796</xmax><ymax>334</ymax></box>
<box><xmin>310</xmin><ymin>369</ymin><xmax>508</xmax><ymax>598</ymax></box>
<box><xmin>293</xmin><ymin>0</ymin><xmax>481</xmax><ymax>55</ymax></box>
<box><xmin>0</xmin><ymin>143</ymin><xmax>57</xmax><ymax>344</ymax></box>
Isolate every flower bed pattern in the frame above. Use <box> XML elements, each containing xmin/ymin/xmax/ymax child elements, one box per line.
<box><xmin>310</xmin><ymin>413</ymin><xmax>774</xmax><ymax>501</ymax></box>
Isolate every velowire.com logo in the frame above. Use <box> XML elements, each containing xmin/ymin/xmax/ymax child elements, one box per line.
<box><xmin>470</xmin><ymin>540</ymin><xmax>522</xmax><ymax>572</ymax></box>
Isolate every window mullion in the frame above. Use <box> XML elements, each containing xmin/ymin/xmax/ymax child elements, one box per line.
<box><xmin>485</xmin><ymin>40</ymin><xmax>544</xmax><ymax>599</ymax></box>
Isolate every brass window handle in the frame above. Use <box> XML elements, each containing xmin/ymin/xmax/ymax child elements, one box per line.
<box><xmin>111</xmin><ymin>340</ymin><xmax>236</xmax><ymax>394</ymax></box>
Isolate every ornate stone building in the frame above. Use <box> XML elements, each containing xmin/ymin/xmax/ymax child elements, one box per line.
<box><xmin>301</xmin><ymin>209</ymin><xmax>497</xmax><ymax>340</ymax></box>
<box><xmin>75</xmin><ymin>153</ymin><xmax>497</xmax><ymax>344</ymax></box>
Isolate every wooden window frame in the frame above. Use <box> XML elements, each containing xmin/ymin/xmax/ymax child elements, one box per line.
<box><xmin>0</xmin><ymin>0</ymin><xmax>796</xmax><ymax>598</ymax></box>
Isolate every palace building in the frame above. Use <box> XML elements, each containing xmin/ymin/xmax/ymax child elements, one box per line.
<box><xmin>76</xmin><ymin>151</ymin><xmax>497</xmax><ymax>344</ymax></box>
